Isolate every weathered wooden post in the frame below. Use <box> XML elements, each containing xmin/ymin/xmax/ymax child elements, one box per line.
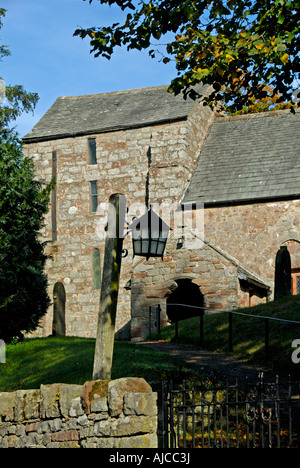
<box><xmin>93</xmin><ymin>193</ymin><xmax>127</xmax><ymax>380</ymax></box>
<box><xmin>92</xmin><ymin>196</ymin><xmax>170</xmax><ymax>380</ymax></box>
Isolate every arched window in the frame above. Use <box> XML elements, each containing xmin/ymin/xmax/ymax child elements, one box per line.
<box><xmin>52</xmin><ymin>282</ymin><xmax>66</xmax><ymax>336</ymax></box>
<box><xmin>274</xmin><ymin>246</ymin><xmax>291</xmax><ymax>299</ymax></box>
<box><xmin>93</xmin><ymin>249</ymin><xmax>101</xmax><ymax>290</ymax></box>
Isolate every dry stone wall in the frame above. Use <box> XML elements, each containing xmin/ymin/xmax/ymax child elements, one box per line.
<box><xmin>0</xmin><ymin>377</ymin><xmax>157</xmax><ymax>448</ymax></box>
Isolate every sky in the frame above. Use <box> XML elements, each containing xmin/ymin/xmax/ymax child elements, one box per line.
<box><xmin>0</xmin><ymin>0</ymin><xmax>177</xmax><ymax>137</ymax></box>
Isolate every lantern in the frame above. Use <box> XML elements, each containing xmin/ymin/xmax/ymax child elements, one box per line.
<box><xmin>129</xmin><ymin>208</ymin><xmax>170</xmax><ymax>259</ymax></box>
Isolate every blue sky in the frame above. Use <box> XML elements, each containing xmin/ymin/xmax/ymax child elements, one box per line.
<box><xmin>1</xmin><ymin>0</ymin><xmax>176</xmax><ymax>137</ymax></box>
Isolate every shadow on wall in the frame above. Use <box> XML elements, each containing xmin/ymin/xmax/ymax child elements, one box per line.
<box><xmin>115</xmin><ymin>320</ymin><xmax>131</xmax><ymax>341</ymax></box>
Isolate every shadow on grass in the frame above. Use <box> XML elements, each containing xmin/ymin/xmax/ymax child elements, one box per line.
<box><xmin>0</xmin><ymin>337</ymin><xmax>204</xmax><ymax>391</ymax></box>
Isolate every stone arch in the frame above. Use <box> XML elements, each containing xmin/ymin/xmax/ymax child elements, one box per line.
<box><xmin>166</xmin><ymin>278</ymin><xmax>204</xmax><ymax>323</ymax></box>
<box><xmin>281</xmin><ymin>239</ymin><xmax>300</xmax><ymax>267</ymax></box>
<box><xmin>52</xmin><ymin>282</ymin><xmax>66</xmax><ymax>336</ymax></box>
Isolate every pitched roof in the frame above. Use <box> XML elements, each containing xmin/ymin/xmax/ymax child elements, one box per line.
<box><xmin>182</xmin><ymin>109</ymin><xmax>300</xmax><ymax>205</ymax></box>
<box><xmin>22</xmin><ymin>84</ymin><xmax>207</xmax><ymax>143</ymax></box>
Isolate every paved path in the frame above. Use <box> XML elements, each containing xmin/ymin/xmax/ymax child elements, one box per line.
<box><xmin>137</xmin><ymin>341</ymin><xmax>281</xmax><ymax>384</ymax></box>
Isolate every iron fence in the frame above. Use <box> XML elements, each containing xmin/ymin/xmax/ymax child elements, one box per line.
<box><xmin>156</xmin><ymin>373</ymin><xmax>300</xmax><ymax>448</ymax></box>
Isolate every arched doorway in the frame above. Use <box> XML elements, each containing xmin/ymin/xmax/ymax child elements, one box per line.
<box><xmin>274</xmin><ymin>246</ymin><xmax>291</xmax><ymax>299</ymax></box>
<box><xmin>52</xmin><ymin>282</ymin><xmax>66</xmax><ymax>336</ymax></box>
<box><xmin>166</xmin><ymin>279</ymin><xmax>204</xmax><ymax>323</ymax></box>
<box><xmin>282</xmin><ymin>240</ymin><xmax>300</xmax><ymax>295</ymax></box>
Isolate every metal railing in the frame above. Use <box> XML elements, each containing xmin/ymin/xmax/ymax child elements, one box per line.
<box><xmin>156</xmin><ymin>373</ymin><xmax>300</xmax><ymax>448</ymax></box>
<box><xmin>151</xmin><ymin>302</ymin><xmax>300</xmax><ymax>362</ymax></box>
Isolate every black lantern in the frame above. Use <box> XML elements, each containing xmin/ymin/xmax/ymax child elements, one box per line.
<box><xmin>129</xmin><ymin>208</ymin><xmax>170</xmax><ymax>259</ymax></box>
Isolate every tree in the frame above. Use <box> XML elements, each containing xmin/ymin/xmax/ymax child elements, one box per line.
<box><xmin>224</xmin><ymin>84</ymin><xmax>296</xmax><ymax>115</ymax></box>
<box><xmin>0</xmin><ymin>9</ymin><xmax>52</xmax><ymax>342</ymax></box>
<box><xmin>74</xmin><ymin>0</ymin><xmax>300</xmax><ymax>113</ymax></box>
<box><xmin>0</xmin><ymin>136</ymin><xmax>52</xmax><ymax>343</ymax></box>
<box><xmin>0</xmin><ymin>10</ymin><xmax>38</xmax><ymax>130</ymax></box>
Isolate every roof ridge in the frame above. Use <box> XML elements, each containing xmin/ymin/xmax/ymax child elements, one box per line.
<box><xmin>215</xmin><ymin>107</ymin><xmax>300</xmax><ymax>123</ymax></box>
<box><xmin>57</xmin><ymin>84</ymin><xmax>170</xmax><ymax>101</ymax></box>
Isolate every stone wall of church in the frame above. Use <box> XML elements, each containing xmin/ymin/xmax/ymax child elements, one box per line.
<box><xmin>23</xmin><ymin>99</ymin><xmax>213</xmax><ymax>339</ymax></box>
<box><xmin>204</xmin><ymin>199</ymin><xmax>300</xmax><ymax>286</ymax></box>
<box><xmin>130</xmin><ymin>229</ymin><xmax>240</xmax><ymax>341</ymax></box>
<box><xmin>24</xmin><ymin>97</ymin><xmax>299</xmax><ymax>344</ymax></box>
<box><xmin>130</xmin><ymin>199</ymin><xmax>300</xmax><ymax>341</ymax></box>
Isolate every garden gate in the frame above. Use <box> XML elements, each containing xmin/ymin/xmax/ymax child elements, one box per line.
<box><xmin>156</xmin><ymin>373</ymin><xmax>300</xmax><ymax>448</ymax></box>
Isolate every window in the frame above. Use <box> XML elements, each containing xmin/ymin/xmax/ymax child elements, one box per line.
<box><xmin>292</xmin><ymin>271</ymin><xmax>300</xmax><ymax>295</ymax></box>
<box><xmin>93</xmin><ymin>249</ymin><xmax>101</xmax><ymax>290</ymax></box>
<box><xmin>88</xmin><ymin>138</ymin><xmax>97</xmax><ymax>165</ymax></box>
<box><xmin>90</xmin><ymin>180</ymin><xmax>98</xmax><ymax>213</ymax></box>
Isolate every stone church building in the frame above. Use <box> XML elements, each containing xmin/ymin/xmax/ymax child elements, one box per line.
<box><xmin>22</xmin><ymin>84</ymin><xmax>300</xmax><ymax>341</ymax></box>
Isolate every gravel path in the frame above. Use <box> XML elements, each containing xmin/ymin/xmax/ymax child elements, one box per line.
<box><xmin>138</xmin><ymin>341</ymin><xmax>282</xmax><ymax>384</ymax></box>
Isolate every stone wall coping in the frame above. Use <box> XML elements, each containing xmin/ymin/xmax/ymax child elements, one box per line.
<box><xmin>0</xmin><ymin>377</ymin><xmax>158</xmax><ymax>448</ymax></box>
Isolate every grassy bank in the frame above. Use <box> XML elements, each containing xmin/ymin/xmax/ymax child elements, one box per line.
<box><xmin>1</xmin><ymin>296</ymin><xmax>300</xmax><ymax>391</ymax></box>
<box><xmin>0</xmin><ymin>337</ymin><xmax>203</xmax><ymax>392</ymax></box>
<box><xmin>148</xmin><ymin>295</ymin><xmax>300</xmax><ymax>376</ymax></box>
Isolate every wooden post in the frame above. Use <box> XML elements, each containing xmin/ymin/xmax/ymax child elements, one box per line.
<box><xmin>265</xmin><ymin>318</ymin><xmax>269</xmax><ymax>362</ymax></box>
<box><xmin>156</xmin><ymin>305</ymin><xmax>161</xmax><ymax>336</ymax></box>
<box><xmin>92</xmin><ymin>193</ymin><xmax>126</xmax><ymax>380</ymax></box>
<box><xmin>199</xmin><ymin>310</ymin><xmax>204</xmax><ymax>346</ymax></box>
<box><xmin>229</xmin><ymin>312</ymin><xmax>233</xmax><ymax>352</ymax></box>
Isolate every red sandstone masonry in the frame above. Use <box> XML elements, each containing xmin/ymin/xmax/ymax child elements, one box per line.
<box><xmin>51</xmin><ymin>430</ymin><xmax>79</xmax><ymax>442</ymax></box>
<box><xmin>23</xmin><ymin>97</ymin><xmax>213</xmax><ymax>340</ymax></box>
<box><xmin>25</xmin><ymin>422</ymin><xmax>39</xmax><ymax>433</ymax></box>
<box><xmin>0</xmin><ymin>378</ymin><xmax>158</xmax><ymax>449</ymax></box>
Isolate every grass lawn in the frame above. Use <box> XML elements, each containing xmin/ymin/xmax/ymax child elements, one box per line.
<box><xmin>1</xmin><ymin>296</ymin><xmax>300</xmax><ymax>391</ymax></box>
<box><xmin>148</xmin><ymin>295</ymin><xmax>300</xmax><ymax>377</ymax></box>
<box><xmin>0</xmin><ymin>336</ymin><xmax>203</xmax><ymax>392</ymax></box>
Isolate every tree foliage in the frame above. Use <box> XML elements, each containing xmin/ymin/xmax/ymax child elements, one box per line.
<box><xmin>0</xmin><ymin>9</ymin><xmax>38</xmax><ymax>130</ymax></box>
<box><xmin>75</xmin><ymin>0</ymin><xmax>300</xmax><ymax>112</ymax></box>
<box><xmin>226</xmin><ymin>84</ymin><xmax>296</xmax><ymax>115</ymax></box>
<box><xmin>0</xmin><ymin>136</ymin><xmax>52</xmax><ymax>342</ymax></box>
<box><xmin>0</xmin><ymin>8</ymin><xmax>52</xmax><ymax>342</ymax></box>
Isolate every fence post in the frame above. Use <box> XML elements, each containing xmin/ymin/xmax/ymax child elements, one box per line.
<box><xmin>265</xmin><ymin>318</ymin><xmax>269</xmax><ymax>361</ymax></box>
<box><xmin>149</xmin><ymin>306</ymin><xmax>152</xmax><ymax>336</ymax></box>
<box><xmin>156</xmin><ymin>305</ymin><xmax>161</xmax><ymax>336</ymax></box>
<box><xmin>175</xmin><ymin>321</ymin><xmax>179</xmax><ymax>340</ymax></box>
<box><xmin>200</xmin><ymin>310</ymin><xmax>204</xmax><ymax>346</ymax></box>
<box><xmin>156</xmin><ymin>381</ymin><xmax>169</xmax><ymax>448</ymax></box>
<box><xmin>229</xmin><ymin>312</ymin><xmax>233</xmax><ymax>352</ymax></box>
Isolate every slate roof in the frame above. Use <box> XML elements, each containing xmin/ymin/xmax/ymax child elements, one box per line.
<box><xmin>182</xmin><ymin>110</ymin><xmax>300</xmax><ymax>205</ymax></box>
<box><xmin>22</xmin><ymin>84</ymin><xmax>207</xmax><ymax>143</ymax></box>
